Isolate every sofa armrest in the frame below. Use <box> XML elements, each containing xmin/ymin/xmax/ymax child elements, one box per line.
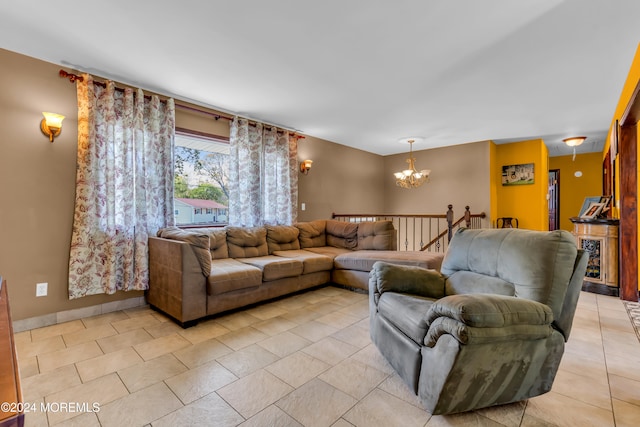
<box><xmin>369</xmin><ymin>261</ymin><xmax>445</xmax><ymax>299</ymax></box>
<box><xmin>425</xmin><ymin>294</ymin><xmax>553</xmax><ymax>328</ymax></box>
<box><xmin>147</xmin><ymin>237</ymin><xmax>207</xmax><ymax>325</ymax></box>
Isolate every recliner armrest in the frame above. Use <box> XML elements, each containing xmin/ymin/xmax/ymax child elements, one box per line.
<box><xmin>369</xmin><ymin>261</ymin><xmax>445</xmax><ymax>299</ymax></box>
<box><xmin>425</xmin><ymin>294</ymin><xmax>553</xmax><ymax>328</ymax></box>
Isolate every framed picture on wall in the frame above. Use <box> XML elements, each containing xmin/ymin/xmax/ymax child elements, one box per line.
<box><xmin>501</xmin><ymin>163</ymin><xmax>534</xmax><ymax>186</ymax></box>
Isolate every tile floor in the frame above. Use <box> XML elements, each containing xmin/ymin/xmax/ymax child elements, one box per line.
<box><xmin>14</xmin><ymin>286</ymin><xmax>640</xmax><ymax>427</ymax></box>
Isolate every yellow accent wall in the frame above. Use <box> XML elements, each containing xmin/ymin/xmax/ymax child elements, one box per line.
<box><xmin>549</xmin><ymin>153</ymin><xmax>603</xmax><ymax>232</ymax></box>
<box><xmin>494</xmin><ymin>139</ymin><xmax>549</xmax><ymax>231</ymax></box>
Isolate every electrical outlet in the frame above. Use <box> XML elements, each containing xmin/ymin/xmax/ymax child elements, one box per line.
<box><xmin>36</xmin><ymin>282</ymin><xmax>48</xmax><ymax>297</ymax></box>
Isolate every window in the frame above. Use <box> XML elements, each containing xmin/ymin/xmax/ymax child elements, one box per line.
<box><xmin>174</xmin><ymin>130</ymin><xmax>230</xmax><ymax>226</ymax></box>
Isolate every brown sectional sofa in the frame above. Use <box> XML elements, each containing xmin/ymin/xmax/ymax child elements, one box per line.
<box><xmin>147</xmin><ymin>219</ymin><xmax>444</xmax><ymax>326</ymax></box>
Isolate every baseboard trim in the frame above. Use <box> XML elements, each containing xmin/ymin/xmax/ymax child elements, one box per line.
<box><xmin>12</xmin><ymin>296</ymin><xmax>147</xmax><ymax>333</ymax></box>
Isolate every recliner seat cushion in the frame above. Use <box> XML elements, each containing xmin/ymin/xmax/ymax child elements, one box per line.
<box><xmin>377</xmin><ymin>292</ymin><xmax>435</xmax><ymax>344</ymax></box>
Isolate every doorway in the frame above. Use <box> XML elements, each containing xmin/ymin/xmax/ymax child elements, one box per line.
<box><xmin>548</xmin><ymin>169</ymin><xmax>560</xmax><ymax>230</ymax></box>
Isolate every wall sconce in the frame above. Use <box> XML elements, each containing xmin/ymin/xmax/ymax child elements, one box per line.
<box><xmin>40</xmin><ymin>112</ymin><xmax>65</xmax><ymax>142</ymax></box>
<box><xmin>300</xmin><ymin>159</ymin><xmax>313</xmax><ymax>174</ymax></box>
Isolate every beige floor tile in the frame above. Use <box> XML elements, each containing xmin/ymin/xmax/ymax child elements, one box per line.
<box><xmin>302</xmin><ymin>336</ymin><xmax>359</xmax><ymax>365</ymax></box>
<box><xmin>609</xmin><ymin>374</ymin><xmax>640</xmax><ymax>406</ymax></box>
<box><xmin>144</xmin><ymin>319</ymin><xmax>184</xmax><ymax>338</ymax></box>
<box><xmin>117</xmin><ymin>353</ymin><xmax>188</xmax><ymax>393</ymax></box>
<box><xmin>266</xmin><ymin>351</ymin><xmax>330</xmax><ymax>388</ymax></box>
<box><xmin>13</xmin><ymin>330</ymin><xmax>31</xmax><ymax>346</ymax></box>
<box><xmin>217</xmin><ymin>344</ymin><xmax>280</xmax><ymax>377</ymax></box>
<box><xmin>476</xmin><ymin>401</ymin><xmax>527</xmax><ymax>427</ymax></box>
<box><xmin>552</xmin><ymin>368</ymin><xmax>612</xmax><ymax>409</ymax></box>
<box><xmin>81</xmin><ymin>311</ymin><xmax>129</xmax><ymax>329</ymax></box>
<box><xmin>122</xmin><ymin>305</ymin><xmax>156</xmax><ymax>318</ymax></box>
<box><xmin>331</xmin><ymin>323</ymin><xmax>372</xmax><ymax>349</ymax></box>
<box><xmin>110</xmin><ymin>313</ymin><xmax>162</xmax><ymax>333</ymax></box>
<box><xmin>245</xmin><ymin>302</ymin><xmax>289</xmax><ymax>320</ymax></box>
<box><xmin>276</xmin><ymin>378</ymin><xmax>357</xmax><ymax>427</ymax></box>
<box><xmin>18</xmin><ymin>355</ymin><xmax>39</xmax><ymax>378</ymax></box>
<box><xmin>612</xmin><ymin>398</ymin><xmax>640</xmax><ymax>427</ymax></box>
<box><xmin>96</xmin><ymin>382</ymin><xmax>183</xmax><ymax>427</ymax></box>
<box><xmin>218</xmin><ymin>369</ymin><xmax>294</xmax><ymax>418</ymax></box>
<box><xmin>604</xmin><ymin>352</ymin><xmax>640</xmax><ymax>382</ymax></box>
<box><xmin>377</xmin><ymin>374</ymin><xmax>422</xmax><ymax>408</ymax></box>
<box><xmin>338</xmin><ymin>299</ymin><xmax>370</xmax><ymax>319</ymax></box>
<box><xmin>165</xmin><ymin>359</ymin><xmax>237</xmax><ymax>404</ymax></box>
<box><xmin>289</xmin><ymin>320</ymin><xmax>339</xmax><ymax>342</ymax></box>
<box><xmin>349</xmin><ymin>344</ymin><xmax>395</xmax><ymax>375</ymax></box>
<box><xmin>271</xmin><ymin>294</ymin><xmax>312</xmax><ymax>311</ymax></box>
<box><xmin>251</xmin><ymin>316</ymin><xmax>298</xmax><ymax>336</ymax></box>
<box><xmin>520</xmin><ymin>413</ymin><xmax>560</xmax><ymax>427</ymax></box>
<box><xmin>21</xmin><ymin>364</ymin><xmax>81</xmax><ymax>402</ymax></box>
<box><xmin>217</xmin><ymin>326</ymin><xmax>269</xmax><ymax>350</ymax></box>
<box><xmin>44</xmin><ymin>373</ymin><xmax>128</xmax><ymax>425</ymax></box>
<box><xmin>525</xmin><ymin>391</ymin><xmax>614</xmax><ymax>427</ymax></box>
<box><xmin>53</xmin><ymin>412</ymin><xmax>101</xmax><ymax>427</ymax></box>
<box><xmin>426</xmin><ymin>411</ymin><xmax>504</xmax><ymax>426</ymax></box>
<box><xmin>75</xmin><ymin>346</ymin><xmax>143</xmax><ymax>382</ymax></box>
<box><xmin>177</xmin><ymin>319</ymin><xmax>230</xmax><ymax>344</ymax></box>
<box><xmin>133</xmin><ymin>332</ymin><xmax>191</xmax><ymax>360</ymax></box>
<box><xmin>297</xmin><ymin>291</ymin><xmax>333</xmax><ymax>304</ymax></box>
<box><xmin>37</xmin><ymin>341</ymin><xmax>103</xmax><ymax>373</ymax></box>
<box><xmin>214</xmin><ymin>311</ymin><xmax>262</xmax><ymax>331</ymax></box>
<box><xmin>96</xmin><ymin>328</ymin><xmax>154</xmax><ymax>353</ymax></box>
<box><xmin>343</xmin><ymin>388</ymin><xmax>430</xmax><ymax>427</ymax></box>
<box><xmin>172</xmin><ymin>337</ymin><xmax>233</xmax><ymax>369</ymax></box>
<box><xmin>327</xmin><ymin>292</ymin><xmax>367</xmax><ymax>307</ymax></box>
<box><xmin>315</xmin><ymin>311</ymin><xmax>361</xmax><ymax>329</ymax></box>
<box><xmin>331</xmin><ymin>419</ymin><xmax>355</xmax><ymax>427</ymax></box>
<box><xmin>307</xmin><ymin>301</ymin><xmax>345</xmax><ymax>316</ymax></box>
<box><xmin>30</xmin><ymin>320</ymin><xmax>85</xmax><ymax>342</ymax></box>
<box><xmin>280</xmin><ymin>306</ymin><xmax>324</xmax><ymax>324</ymax></box>
<box><xmin>17</xmin><ymin>335</ymin><xmax>66</xmax><ymax>358</ymax></box>
<box><xmin>152</xmin><ymin>391</ymin><xmax>244</xmax><ymax>427</ymax></box>
<box><xmin>257</xmin><ymin>331</ymin><xmax>312</xmax><ymax>358</ymax></box>
<box><xmin>239</xmin><ymin>405</ymin><xmax>303</xmax><ymax>427</ymax></box>
<box><xmin>62</xmin><ymin>323</ymin><xmax>117</xmax><ymax>347</ymax></box>
<box><xmin>318</xmin><ymin>358</ymin><xmax>388</xmax><ymax>399</ymax></box>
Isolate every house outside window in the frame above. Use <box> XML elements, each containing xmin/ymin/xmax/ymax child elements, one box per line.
<box><xmin>174</xmin><ymin>131</ymin><xmax>229</xmax><ymax>226</ymax></box>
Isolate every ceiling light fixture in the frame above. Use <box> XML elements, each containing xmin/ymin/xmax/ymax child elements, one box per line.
<box><xmin>563</xmin><ymin>136</ymin><xmax>586</xmax><ymax>161</ymax></box>
<box><xmin>394</xmin><ymin>138</ymin><xmax>430</xmax><ymax>189</ymax></box>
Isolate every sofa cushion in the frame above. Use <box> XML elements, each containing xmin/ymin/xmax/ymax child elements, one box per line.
<box><xmin>304</xmin><ymin>246</ymin><xmax>352</xmax><ymax>259</ymax></box>
<box><xmin>326</xmin><ymin>220</ymin><xmax>358</xmax><ymax>249</ymax></box>
<box><xmin>157</xmin><ymin>226</ymin><xmax>211</xmax><ymax>276</ymax></box>
<box><xmin>207</xmin><ymin>258</ymin><xmax>262</xmax><ymax>295</ymax></box>
<box><xmin>267</xmin><ymin>225</ymin><xmax>301</xmax><ymax>253</ymax></box>
<box><xmin>188</xmin><ymin>227</ymin><xmax>229</xmax><ymax>259</ymax></box>
<box><xmin>357</xmin><ymin>220</ymin><xmax>397</xmax><ymax>250</ymax></box>
<box><xmin>226</xmin><ymin>226</ymin><xmax>269</xmax><ymax>258</ymax></box>
<box><xmin>272</xmin><ymin>249</ymin><xmax>334</xmax><ymax>274</ymax></box>
<box><xmin>296</xmin><ymin>220</ymin><xmax>327</xmax><ymax>248</ymax></box>
<box><xmin>334</xmin><ymin>250</ymin><xmax>444</xmax><ymax>272</ymax></box>
<box><xmin>237</xmin><ymin>255</ymin><xmax>304</xmax><ymax>281</ymax></box>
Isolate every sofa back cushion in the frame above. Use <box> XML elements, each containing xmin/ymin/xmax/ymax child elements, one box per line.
<box><xmin>296</xmin><ymin>220</ymin><xmax>327</xmax><ymax>248</ymax></box>
<box><xmin>266</xmin><ymin>225</ymin><xmax>301</xmax><ymax>253</ymax></box>
<box><xmin>441</xmin><ymin>228</ymin><xmax>578</xmax><ymax>324</ymax></box>
<box><xmin>226</xmin><ymin>226</ymin><xmax>269</xmax><ymax>258</ymax></box>
<box><xmin>357</xmin><ymin>221</ymin><xmax>397</xmax><ymax>250</ymax></box>
<box><xmin>187</xmin><ymin>228</ymin><xmax>229</xmax><ymax>259</ymax></box>
<box><xmin>326</xmin><ymin>220</ymin><xmax>358</xmax><ymax>249</ymax></box>
<box><xmin>157</xmin><ymin>227</ymin><xmax>211</xmax><ymax>276</ymax></box>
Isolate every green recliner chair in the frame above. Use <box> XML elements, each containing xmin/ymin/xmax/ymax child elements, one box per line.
<box><xmin>369</xmin><ymin>228</ymin><xmax>588</xmax><ymax>415</ymax></box>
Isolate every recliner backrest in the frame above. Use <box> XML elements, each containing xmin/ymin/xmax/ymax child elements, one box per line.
<box><xmin>441</xmin><ymin>228</ymin><xmax>580</xmax><ymax>337</ymax></box>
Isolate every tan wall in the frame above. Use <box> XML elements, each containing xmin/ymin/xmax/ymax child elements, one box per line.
<box><xmin>297</xmin><ymin>136</ymin><xmax>385</xmax><ymax>221</ymax></box>
<box><xmin>0</xmin><ymin>48</ymin><xmax>143</xmax><ymax>320</ymax></box>
<box><xmin>383</xmin><ymin>141</ymin><xmax>493</xmax><ymax>223</ymax></box>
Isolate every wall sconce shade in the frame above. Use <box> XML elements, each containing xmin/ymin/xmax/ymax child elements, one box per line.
<box><xmin>41</xmin><ymin>112</ymin><xmax>65</xmax><ymax>142</ymax></box>
<box><xmin>300</xmin><ymin>159</ymin><xmax>313</xmax><ymax>174</ymax></box>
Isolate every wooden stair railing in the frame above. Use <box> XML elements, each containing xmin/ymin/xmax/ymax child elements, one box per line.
<box><xmin>332</xmin><ymin>205</ymin><xmax>486</xmax><ymax>253</ymax></box>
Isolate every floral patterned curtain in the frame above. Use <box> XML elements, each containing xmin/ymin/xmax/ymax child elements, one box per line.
<box><xmin>228</xmin><ymin>117</ymin><xmax>298</xmax><ymax>226</ymax></box>
<box><xmin>68</xmin><ymin>74</ymin><xmax>175</xmax><ymax>298</ymax></box>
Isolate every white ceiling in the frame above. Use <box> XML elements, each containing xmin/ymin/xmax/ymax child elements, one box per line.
<box><xmin>1</xmin><ymin>1</ymin><xmax>639</xmax><ymax>156</ymax></box>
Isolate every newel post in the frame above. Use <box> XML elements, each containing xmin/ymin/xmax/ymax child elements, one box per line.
<box><xmin>464</xmin><ymin>206</ymin><xmax>471</xmax><ymax>228</ymax></box>
<box><xmin>446</xmin><ymin>205</ymin><xmax>454</xmax><ymax>242</ymax></box>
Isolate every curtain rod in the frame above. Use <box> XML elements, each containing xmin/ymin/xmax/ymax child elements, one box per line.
<box><xmin>59</xmin><ymin>70</ymin><xmax>304</xmax><ymax>137</ymax></box>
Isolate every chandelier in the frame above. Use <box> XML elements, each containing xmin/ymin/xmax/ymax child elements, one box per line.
<box><xmin>394</xmin><ymin>138</ymin><xmax>430</xmax><ymax>189</ymax></box>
